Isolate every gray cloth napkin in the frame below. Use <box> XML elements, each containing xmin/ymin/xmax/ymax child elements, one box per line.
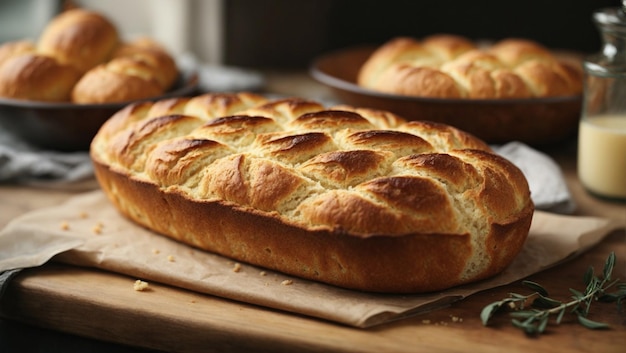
<box><xmin>0</xmin><ymin>127</ymin><xmax>94</xmax><ymax>186</ymax></box>
<box><xmin>493</xmin><ymin>141</ymin><xmax>576</xmax><ymax>214</ymax></box>
<box><xmin>177</xmin><ymin>52</ymin><xmax>265</xmax><ymax>93</ymax></box>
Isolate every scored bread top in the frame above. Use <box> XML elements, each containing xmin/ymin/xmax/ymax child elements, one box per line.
<box><xmin>91</xmin><ymin>92</ymin><xmax>534</xmax><ymax>293</ymax></box>
<box><xmin>357</xmin><ymin>34</ymin><xmax>583</xmax><ymax>99</ymax></box>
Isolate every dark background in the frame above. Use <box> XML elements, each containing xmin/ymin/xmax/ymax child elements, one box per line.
<box><xmin>224</xmin><ymin>0</ymin><xmax>621</xmax><ymax>68</ymax></box>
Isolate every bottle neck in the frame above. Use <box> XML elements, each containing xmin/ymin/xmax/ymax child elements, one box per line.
<box><xmin>593</xmin><ymin>6</ymin><xmax>626</xmax><ymax>64</ymax></box>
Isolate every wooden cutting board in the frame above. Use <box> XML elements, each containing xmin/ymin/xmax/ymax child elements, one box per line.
<box><xmin>1</xmin><ymin>228</ymin><xmax>625</xmax><ymax>353</ymax></box>
<box><xmin>1</xmin><ymin>135</ymin><xmax>625</xmax><ymax>352</ymax></box>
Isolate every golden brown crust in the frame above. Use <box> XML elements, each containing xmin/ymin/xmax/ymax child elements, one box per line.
<box><xmin>71</xmin><ymin>58</ymin><xmax>163</xmax><ymax>104</ymax></box>
<box><xmin>0</xmin><ymin>53</ymin><xmax>81</xmax><ymax>101</ymax></box>
<box><xmin>91</xmin><ymin>92</ymin><xmax>534</xmax><ymax>293</ymax></box>
<box><xmin>112</xmin><ymin>37</ymin><xmax>178</xmax><ymax>91</ymax></box>
<box><xmin>358</xmin><ymin>35</ymin><xmax>582</xmax><ymax>99</ymax></box>
<box><xmin>0</xmin><ymin>9</ymin><xmax>178</xmax><ymax>104</ymax></box>
<box><xmin>0</xmin><ymin>40</ymin><xmax>36</xmax><ymax>68</ymax></box>
<box><xmin>37</xmin><ymin>9</ymin><xmax>120</xmax><ymax>73</ymax></box>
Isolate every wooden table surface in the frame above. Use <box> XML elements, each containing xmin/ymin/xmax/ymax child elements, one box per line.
<box><xmin>1</xmin><ymin>73</ymin><xmax>625</xmax><ymax>353</ymax></box>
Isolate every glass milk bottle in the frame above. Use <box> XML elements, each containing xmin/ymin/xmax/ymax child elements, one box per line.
<box><xmin>578</xmin><ymin>2</ymin><xmax>626</xmax><ymax>201</ymax></box>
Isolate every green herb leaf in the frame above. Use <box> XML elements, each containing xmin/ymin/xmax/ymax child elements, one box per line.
<box><xmin>510</xmin><ymin>293</ymin><xmax>527</xmax><ymax>299</ymax></box>
<box><xmin>480</xmin><ymin>253</ymin><xmax>625</xmax><ymax>336</ymax></box>
<box><xmin>603</xmin><ymin>252</ymin><xmax>615</xmax><ymax>281</ymax></box>
<box><xmin>512</xmin><ymin>319</ymin><xmax>535</xmax><ymax>334</ymax></box>
<box><xmin>510</xmin><ymin>311</ymin><xmax>537</xmax><ymax>319</ymax></box>
<box><xmin>556</xmin><ymin>308</ymin><xmax>566</xmax><ymax>324</ymax></box>
<box><xmin>532</xmin><ymin>295</ymin><xmax>561</xmax><ymax>309</ymax></box>
<box><xmin>480</xmin><ymin>301</ymin><xmax>502</xmax><ymax>326</ymax></box>
<box><xmin>598</xmin><ymin>293</ymin><xmax>618</xmax><ymax>302</ymax></box>
<box><xmin>522</xmin><ymin>280</ymin><xmax>549</xmax><ymax>297</ymax></box>
<box><xmin>583</xmin><ymin>266</ymin><xmax>594</xmax><ymax>286</ymax></box>
<box><xmin>570</xmin><ymin>288</ymin><xmax>584</xmax><ymax>299</ymax></box>
<box><xmin>538</xmin><ymin>316</ymin><xmax>549</xmax><ymax>333</ymax></box>
<box><xmin>577</xmin><ymin>315</ymin><xmax>610</xmax><ymax>329</ymax></box>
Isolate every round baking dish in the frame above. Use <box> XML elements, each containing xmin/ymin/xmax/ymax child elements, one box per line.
<box><xmin>310</xmin><ymin>46</ymin><xmax>583</xmax><ymax>145</ymax></box>
<box><xmin>0</xmin><ymin>68</ymin><xmax>199</xmax><ymax>151</ymax></box>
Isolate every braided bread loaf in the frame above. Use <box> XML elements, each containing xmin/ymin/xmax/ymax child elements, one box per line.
<box><xmin>91</xmin><ymin>92</ymin><xmax>534</xmax><ymax>293</ymax></box>
<box><xmin>357</xmin><ymin>35</ymin><xmax>583</xmax><ymax>99</ymax></box>
<box><xmin>0</xmin><ymin>9</ymin><xmax>178</xmax><ymax>103</ymax></box>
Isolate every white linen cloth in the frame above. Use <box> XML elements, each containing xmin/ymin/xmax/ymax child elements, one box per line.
<box><xmin>493</xmin><ymin>142</ymin><xmax>575</xmax><ymax>214</ymax></box>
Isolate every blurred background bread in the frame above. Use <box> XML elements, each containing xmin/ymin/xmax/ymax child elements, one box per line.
<box><xmin>36</xmin><ymin>8</ymin><xmax>119</xmax><ymax>73</ymax></box>
<box><xmin>0</xmin><ymin>52</ymin><xmax>82</xmax><ymax>101</ymax></box>
<box><xmin>357</xmin><ymin>35</ymin><xmax>583</xmax><ymax>99</ymax></box>
<box><xmin>71</xmin><ymin>56</ymin><xmax>163</xmax><ymax>104</ymax></box>
<box><xmin>111</xmin><ymin>37</ymin><xmax>178</xmax><ymax>91</ymax></box>
<box><xmin>0</xmin><ymin>39</ymin><xmax>36</xmax><ymax>67</ymax></box>
<box><xmin>0</xmin><ymin>7</ymin><xmax>178</xmax><ymax>103</ymax></box>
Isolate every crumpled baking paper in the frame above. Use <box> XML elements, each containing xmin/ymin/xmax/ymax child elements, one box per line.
<box><xmin>0</xmin><ymin>190</ymin><xmax>620</xmax><ymax>328</ymax></box>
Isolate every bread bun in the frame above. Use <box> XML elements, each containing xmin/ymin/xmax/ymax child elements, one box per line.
<box><xmin>0</xmin><ymin>53</ymin><xmax>81</xmax><ymax>101</ymax></box>
<box><xmin>0</xmin><ymin>40</ymin><xmax>36</xmax><ymax>68</ymax></box>
<box><xmin>358</xmin><ymin>35</ymin><xmax>583</xmax><ymax>99</ymax></box>
<box><xmin>0</xmin><ymin>9</ymin><xmax>179</xmax><ymax>104</ymax></box>
<box><xmin>71</xmin><ymin>37</ymin><xmax>178</xmax><ymax>103</ymax></box>
<box><xmin>37</xmin><ymin>9</ymin><xmax>119</xmax><ymax>73</ymax></box>
<box><xmin>112</xmin><ymin>37</ymin><xmax>178</xmax><ymax>90</ymax></box>
<box><xmin>71</xmin><ymin>57</ymin><xmax>163</xmax><ymax>104</ymax></box>
<box><xmin>90</xmin><ymin>92</ymin><xmax>534</xmax><ymax>293</ymax></box>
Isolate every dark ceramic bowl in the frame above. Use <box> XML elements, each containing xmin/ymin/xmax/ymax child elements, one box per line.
<box><xmin>0</xmin><ymin>69</ymin><xmax>199</xmax><ymax>151</ymax></box>
<box><xmin>310</xmin><ymin>46</ymin><xmax>583</xmax><ymax>145</ymax></box>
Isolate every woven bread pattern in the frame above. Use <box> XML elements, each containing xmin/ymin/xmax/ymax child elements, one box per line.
<box><xmin>91</xmin><ymin>92</ymin><xmax>534</xmax><ymax>293</ymax></box>
<box><xmin>357</xmin><ymin>35</ymin><xmax>582</xmax><ymax>99</ymax></box>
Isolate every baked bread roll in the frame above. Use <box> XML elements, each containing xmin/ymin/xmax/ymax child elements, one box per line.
<box><xmin>91</xmin><ymin>92</ymin><xmax>534</xmax><ymax>293</ymax></box>
<box><xmin>0</xmin><ymin>53</ymin><xmax>81</xmax><ymax>101</ymax></box>
<box><xmin>71</xmin><ymin>56</ymin><xmax>164</xmax><ymax>104</ymax></box>
<box><xmin>0</xmin><ymin>40</ymin><xmax>36</xmax><ymax>68</ymax></box>
<box><xmin>0</xmin><ymin>9</ymin><xmax>179</xmax><ymax>104</ymax></box>
<box><xmin>71</xmin><ymin>37</ymin><xmax>179</xmax><ymax>104</ymax></box>
<box><xmin>111</xmin><ymin>37</ymin><xmax>178</xmax><ymax>91</ymax></box>
<box><xmin>37</xmin><ymin>8</ymin><xmax>119</xmax><ymax>73</ymax></box>
<box><xmin>357</xmin><ymin>35</ymin><xmax>583</xmax><ymax>99</ymax></box>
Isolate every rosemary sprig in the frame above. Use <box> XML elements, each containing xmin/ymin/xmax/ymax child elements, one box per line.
<box><xmin>481</xmin><ymin>252</ymin><xmax>626</xmax><ymax>335</ymax></box>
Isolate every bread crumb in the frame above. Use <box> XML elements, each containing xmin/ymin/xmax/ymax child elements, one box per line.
<box><xmin>232</xmin><ymin>263</ymin><xmax>242</xmax><ymax>273</ymax></box>
<box><xmin>167</xmin><ymin>255</ymin><xmax>175</xmax><ymax>262</ymax></box>
<box><xmin>153</xmin><ymin>249</ymin><xmax>160</xmax><ymax>254</ymax></box>
<box><xmin>259</xmin><ymin>271</ymin><xmax>267</xmax><ymax>276</ymax></box>
<box><xmin>281</xmin><ymin>280</ymin><xmax>293</xmax><ymax>286</ymax></box>
<box><xmin>60</xmin><ymin>221</ymin><xmax>70</xmax><ymax>230</ymax></box>
<box><xmin>92</xmin><ymin>223</ymin><xmax>103</xmax><ymax>235</ymax></box>
<box><xmin>79</xmin><ymin>212</ymin><xmax>89</xmax><ymax>219</ymax></box>
<box><xmin>133</xmin><ymin>280</ymin><xmax>149</xmax><ymax>291</ymax></box>
<box><xmin>450</xmin><ymin>315</ymin><xmax>462</xmax><ymax>323</ymax></box>
<box><xmin>422</xmin><ymin>319</ymin><xmax>431</xmax><ymax>324</ymax></box>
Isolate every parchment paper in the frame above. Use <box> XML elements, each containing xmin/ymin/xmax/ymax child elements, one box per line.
<box><xmin>0</xmin><ymin>190</ymin><xmax>622</xmax><ymax>327</ymax></box>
